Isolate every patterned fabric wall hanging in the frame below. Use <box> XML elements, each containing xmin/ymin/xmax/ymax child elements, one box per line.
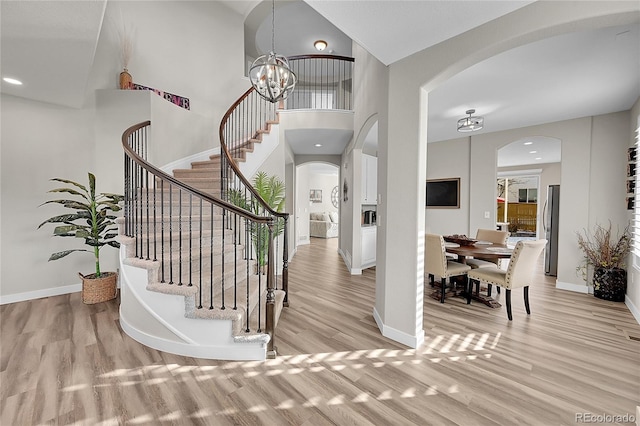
<box><xmin>132</xmin><ymin>83</ymin><xmax>190</xmax><ymax>110</ymax></box>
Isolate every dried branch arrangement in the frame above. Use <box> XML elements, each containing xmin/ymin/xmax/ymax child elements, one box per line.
<box><xmin>576</xmin><ymin>222</ymin><xmax>631</xmax><ymax>274</ymax></box>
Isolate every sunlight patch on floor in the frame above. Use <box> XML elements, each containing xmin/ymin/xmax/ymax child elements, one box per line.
<box><xmin>83</xmin><ymin>331</ymin><xmax>502</xmax><ymax>423</ymax></box>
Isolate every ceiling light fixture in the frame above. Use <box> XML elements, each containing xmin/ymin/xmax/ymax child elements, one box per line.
<box><xmin>529</xmin><ymin>151</ymin><xmax>537</xmax><ymax>154</ymax></box>
<box><xmin>314</xmin><ymin>40</ymin><xmax>327</xmax><ymax>51</ymax></box>
<box><xmin>457</xmin><ymin>109</ymin><xmax>484</xmax><ymax>132</ymax></box>
<box><xmin>3</xmin><ymin>77</ymin><xmax>22</xmax><ymax>85</ymax></box>
<box><xmin>314</xmin><ymin>143</ymin><xmax>322</xmax><ymax>147</ymax></box>
<box><xmin>249</xmin><ymin>0</ymin><xmax>297</xmax><ymax>103</ymax></box>
<box><xmin>524</xmin><ymin>141</ymin><xmax>533</xmax><ymax>146</ymax></box>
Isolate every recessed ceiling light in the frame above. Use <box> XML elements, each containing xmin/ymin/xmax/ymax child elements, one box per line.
<box><xmin>535</xmin><ymin>157</ymin><xmax>542</xmax><ymax>160</ymax></box>
<box><xmin>529</xmin><ymin>150</ymin><xmax>537</xmax><ymax>154</ymax></box>
<box><xmin>314</xmin><ymin>40</ymin><xmax>327</xmax><ymax>51</ymax></box>
<box><xmin>3</xmin><ymin>77</ymin><xmax>22</xmax><ymax>85</ymax></box>
<box><xmin>524</xmin><ymin>141</ymin><xmax>533</xmax><ymax>145</ymax></box>
<box><xmin>314</xmin><ymin>143</ymin><xmax>322</xmax><ymax>147</ymax></box>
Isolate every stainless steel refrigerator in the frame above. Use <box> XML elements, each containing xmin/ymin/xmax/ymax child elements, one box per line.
<box><xmin>543</xmin><ymin>185</ymin><xmax>560</xmax><ymax>276</ymax></box>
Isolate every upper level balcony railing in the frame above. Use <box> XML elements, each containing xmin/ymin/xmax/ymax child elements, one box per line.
<box><xmin>285</xmin><ymin>54</ymin><xmax>354</xmax><ymax>111</ymax></box>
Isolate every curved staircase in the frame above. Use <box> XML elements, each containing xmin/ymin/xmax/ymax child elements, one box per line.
<box><xmin>118</xmin><ymin>94</ymin><xmax>288</xmax><ymax>361</ymax></box>
<box><xmin>117</xmin><ymin>54</ymin><xmax>353</xmax><ymax>361</ymax></box>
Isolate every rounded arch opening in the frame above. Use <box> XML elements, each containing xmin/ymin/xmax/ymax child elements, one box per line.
<box><xmin>294</xmin><ymin>162</ymin><xmax>340</xmax><ymax>246</ymax></box>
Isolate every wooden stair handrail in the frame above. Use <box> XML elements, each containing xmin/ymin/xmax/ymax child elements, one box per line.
<box><xmin>122</xmin><ymin>120</ymin><xmax>273</xmax><ymax>225</ymax></box>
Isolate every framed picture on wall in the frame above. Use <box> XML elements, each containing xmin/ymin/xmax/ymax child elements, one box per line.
<box><xmin>426</xmin><ymin>178</ymin><xmax>460</xmax><ymax>209</ymax></box>
<box><xmin>310</xmin><ymin>189</ymin><xmax>322</xmax><ymax>203</ymax></box>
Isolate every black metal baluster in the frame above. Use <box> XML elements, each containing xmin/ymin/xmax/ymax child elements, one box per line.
<box><xmin>198</xmin><ymin>198</ymin><xmax>202</xmax><ymax>308</ymax></box>
<box><xmin>178</xmin><ymin>189</ymin><xmax>183</xmax><ymax>285</ymax></box>
<box><xmin>245</xmin><ymin>217</ymin><xmax>250</xmax><ymax>332</ymax></box>
<box><xmin>221</xmin><ymin>209</ymin><xmax>226</xmax><ymax>309</ymax></box>
<box><xmin>209</xmin><ymin>203</ymin><xmax>214</xmax><ymax>310</ymax></box>
<box><xmin>145</xmin><ymin>168</ymin><xmax>150</xmax><ymax>260</ymax></box>
<box><xmin>188</xmin><ymin>193</ymin><xmax>193</xmax><ymax>287</ymax></box>
<box><xmin>160</xmin><ymin>179</ymin><xmax>165</xmax><ymax>282</ymax></box>
<box><xmin>233</xmin><ymin>213</ymin><xmax>238</xmax><ymax>310</ymax></box>
<box><xmin>168</xmin><ymin>184</ymin><xmax>174</xmax><ymax>284</ymax></box>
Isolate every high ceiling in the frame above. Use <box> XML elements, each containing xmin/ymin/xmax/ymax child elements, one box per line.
<box><xmin>2</xmin><ymin>1</ymin><xmax>639</xmax><ymax>167</ymax></box>
<box><xmin>249</xmin><ymin>1</ymin><xmax>639</xmax><ymax>164</ymax></box>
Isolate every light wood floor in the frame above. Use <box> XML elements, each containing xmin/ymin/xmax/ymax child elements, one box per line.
<box><xmin>2</xmin><ymin>237</ymin><xmax>639</xmax><ymax>425</ymax></box>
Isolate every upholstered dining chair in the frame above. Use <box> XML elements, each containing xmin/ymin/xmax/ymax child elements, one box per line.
<box><xmin>425</xmin><ymin>234</ymin><xmax>471</xmax><ymax>303</ymax></box>
<box><xmin>466</xmin><ymin>228</ymin><xmax>510</xmax><ymax>269</ymax></box>
<box><xmin>466</xmin><ymin>239</ymin><xmax>547</xmax><ymax>320</ymax></box>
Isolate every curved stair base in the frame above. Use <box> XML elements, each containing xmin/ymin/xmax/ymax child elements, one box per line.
<box><xmin>119</xmin><ymin>250</ymin><xmax>271</xmax><ymax>361</ymax></box>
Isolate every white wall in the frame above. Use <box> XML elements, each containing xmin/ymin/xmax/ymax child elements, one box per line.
<box><xmin>308</xmin><ymin>173</ymin><xmax>339</xmax><ymax>214</ymax></box>
<box><xmin>428</xmin><ymin>112</ymin><xmax>630</xmax><ymax>292</ymax></box>
<box><xmin>425</xmin><ymin>137</ymin><xmax>471</xmax><ymax>236</ymax></box>
<box><xmin>295</xmin><ymin>165</ymin><xmax>311</xmax><ymax>244</ymax></box>
<box><xmin>1</xmin><ymin>1</ymin><xmax>247</xmax><ymax>301</ymax></box>
<box><xmin>345</xmin><ymin>41</ymin><xmax>388</xmax><ymax>277</ymax></box>
<box><xmin>628</xmin><ymin>96</ymin><xmax>640</xmax><ymax>321</ymax></box>
<box><xmin>88</xmin><ymin>1</ymin><xmax>247</xmax><ymax>119</ymax></box>
<box><xmin>382</xmin><ymin>1</ymin><xmax>638</xmax><ymax>345</ymax></box>
<box><xmin>1</xmin><ymin>95</ymin><xmax>100</xmax><ymax>298</ymax></box>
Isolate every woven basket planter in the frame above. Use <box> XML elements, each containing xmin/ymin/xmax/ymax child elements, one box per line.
<box><xmin>79</xmin><ymin>272</ymin><xmax>118</xmax><ymax>304</ymax></box>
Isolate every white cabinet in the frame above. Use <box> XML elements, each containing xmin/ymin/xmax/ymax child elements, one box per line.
<box><xmin>361</xmin><ymin>226</ymin><xmax>376</xmax><ymax>268</ymax></box>
<box><xmin>361</xmin><ymin>154</ymin><xmax>377</xmax><ymax>204</ymax></box>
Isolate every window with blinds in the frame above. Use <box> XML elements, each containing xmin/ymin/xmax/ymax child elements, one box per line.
<box><xmin>633</xmin><ymin>121</ymin><xmax>640</xmax><ymax>261</ymax></box>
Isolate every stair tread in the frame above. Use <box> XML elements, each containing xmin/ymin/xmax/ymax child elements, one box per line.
<box><xmin>121</xmin><ymin>113</ymin><xmax>287</xmax><ymax>354</ymax></box>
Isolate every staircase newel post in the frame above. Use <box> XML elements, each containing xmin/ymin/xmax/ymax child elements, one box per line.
<box><xmin>266</xmin><ymin>220</ymin><xmax>277</xmax><ymax>359</ymax></box>
<box><xmin>282</xmin><ymin>215</ymin><xmax>289</xmax><ymax>307</ymax></box>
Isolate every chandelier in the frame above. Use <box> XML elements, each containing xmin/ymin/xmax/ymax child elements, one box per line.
<box><xmin>457</xmin><ymin>109</ymin><xmax>484</xmax><ymax>132</ymax></box>
<box><xmin>249</xmin><ymin>0</ymin><xmax>297</xmax><ymax>103</ymax></box>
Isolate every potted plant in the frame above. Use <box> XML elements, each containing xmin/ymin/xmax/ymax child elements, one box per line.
<box><xmin>38</xmin><ymin>173</ymin><xmax>124</xmax><ymax>304</ymax></box>
<box><xmin>229</xmin><ymin>171</ymin><xmax>285</xmax><ymax>272</ymax></box>
<box><xmin>576</xmin><ymin>221</ymin><xmax>631</xmax><ymax>301</ymax></box>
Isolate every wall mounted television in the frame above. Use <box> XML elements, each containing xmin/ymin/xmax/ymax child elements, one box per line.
<box><xmin>426</xmin><ymin>178</ymin><xmax>460</xmax><ymax>208</ymax></box>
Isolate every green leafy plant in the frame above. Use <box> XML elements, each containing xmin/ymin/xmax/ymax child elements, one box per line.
<box><xmin>38</xmin><ymin>173</ymin><xmax>124</xmax><ymax>278</ymax></box>
<box><xmin>576</xmin><ymin>221</ymin><xmax>631</xmax><ymax>283</ymax></box>
<box><xmin>231</xmin><ymin>171</ymin><xmax>285</xmax><ymax>268</ymax></box>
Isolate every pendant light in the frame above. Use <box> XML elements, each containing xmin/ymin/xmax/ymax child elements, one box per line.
<box><xmin>457</xmin><ymin>109</ymin><xmax>484</xmax><ymax>132</ymax></box>
<box><xmin>249</xmin><ymin>0</ymin><xmax>297</xmax><ymax>103</ymax></box>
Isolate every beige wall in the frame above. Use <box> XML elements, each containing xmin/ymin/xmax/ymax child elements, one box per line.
<box><xmin>428</xmin><ymin>112</ymin><xmax>629</xmax><ymax>292</ymax></box>
<box><xmin>341</xmin><ymin>41</ymin><xmax>388</xmax><ymax>273</ymax></box>
<box><xmin>379</xmin><ymin>1</ymin><xmax>639</xmax><ymax>345</ymax></box>
<box><xmin>425</xmin><ymin>137</ymin><xmax>471</xmax><ymax>236</ymax></box>
<box><xmin>1</xmin><ymin>1</ymin><xmax>246</xmax><ymax>301</ymax></box>
<box><xmin>627</xmin><ymin>97</ymin><xmax>640</xmax><ymax>320</ymax></box>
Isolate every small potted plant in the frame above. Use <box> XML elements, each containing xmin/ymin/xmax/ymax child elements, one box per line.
<box><xmin>38</xmin><ymin>173</ymin><xmax>124</xmax><ymax>304</ymax></box>
<box><xmin>576</xmin><ymin>221</ymin><xmax>631</xmax><ymax>301</ymax></box>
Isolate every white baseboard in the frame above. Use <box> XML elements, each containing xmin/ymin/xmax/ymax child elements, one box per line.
<box><xmin>0</xmin><ymin>283</ymin><xmax>82</xmax><ymax>305</ymax></box>
<box><xmin>338</xmin><ymin>248</ymin><xmax>362</xmax><ymax>274</ymax></box>
<box><xmin>625</xmin><ymin>296</ymin><xmax>640</xmax><ymax>325</ymax></box>
<box><xmin>373</xmin><ymin>307</ymin><xmax>425</xmax><ymax>349</ymax></box>
<box><xmin>556</xmin><ymin>280</ymin><xmax>590</xmax><ymax>294</ymax></box>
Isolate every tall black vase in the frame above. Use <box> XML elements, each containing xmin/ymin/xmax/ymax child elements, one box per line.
<box><xmin>593</xmin><ymin>267</ymin><xmax>627</xmax><ymax>302</ymax></box>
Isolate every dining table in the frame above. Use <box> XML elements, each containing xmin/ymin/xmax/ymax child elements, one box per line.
<box><xmin>444</xmin><ymin>241</ymin><xmax>514</xmax><ymax>307</ymax></box>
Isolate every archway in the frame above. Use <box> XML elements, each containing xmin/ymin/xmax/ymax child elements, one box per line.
<box><xmin>377</xmin><ymin>4</ymin><xmax>637</xmax><ymax>348</ymax></box>
<box><xmin>497</xmin><ymin>136</ymin><xmax>562</xmax><ymax>241</ymax></box>
<box><xmin>295</xmin><ymin>162</ymin><xmax>340</xmax><ymax>246</ymax></box>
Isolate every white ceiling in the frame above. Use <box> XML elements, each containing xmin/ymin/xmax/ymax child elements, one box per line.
<box><xmin>0</xmin><ymin>0</ymin><xmax>107</xmax><ymax>108</ymax></box>
<box><xmin>286</xmin><ymin>128</ymin><xmax>353</xmax><ymax>155</ymax></box>
<box><xmin>304</xmin><ymin>0</ymin><xmax>535</xmax><ymax>65</ymax></box>
<box><xmin>2</xmin><ymin>1</ymin><xmax>639</xmax><ymax>167</ymax></box>
<box><xmin>497</xmin><ymin>136</ymin><xmax>562</xmax><ymax>168</ymax></box>
<box><xmin>284</xmin><ymin>1</ymin><xmax>640</xmax><ymax>165</ymax></box>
